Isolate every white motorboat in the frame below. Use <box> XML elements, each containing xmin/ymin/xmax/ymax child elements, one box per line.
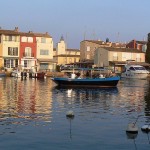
<box><xmin>121</xmin><ymin>64</ymin><xmax>149</xmax><ymax>79</ymax></box>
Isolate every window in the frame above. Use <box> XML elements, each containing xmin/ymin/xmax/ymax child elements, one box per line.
<box><xmin>69</xmin><ymin>58</ymin><xmax>72</xmax><ymax>63</ymax></box>
<box><xmin>24</xmin><ymin>60</ymin><xmax>27</xmax><ymax>67</ymax></box>
<box><xmin>40</xmin><ymin>63</ymin><xmax>48</xmax><ymax>70</ymax></box>
<box><xmin>136</xmin><ymin>54</ymin><xmax>141</xmax><ymax>62</ymax></box>
<box><xmin>134</xmin><ymin>67</ymin><xmax>146</xmax><ymax>70</ymax></box>
<box><xmin>87</xmin><ymin>54</ymin><xmax>90</xmax><ymax>59</ymax></box>
<box><xmin>5</xmin><ymin>36</ymin><xmax>17</xmax><ymax>41</ymax></box>
<box><xmin>28</xmin><ymin>37</ymin><xmax>33</xmax><ymax>43</ymax></box>
<box><xmin>64</xmin><ymin>58</ymin><xmax>67</xmax><ymax>63</ymax></box>
<box><xmin>74</xmin><ymin>58</ymin><xmax>76</xmax><ymax>62</ymax></box>
<box><xmin>87</xmin><ymin>46</ymin><xmax>90</xmax><ymax>51</ymax></box>
<box><xmin>4</xmin><ymin>59</ymin><xmax>15</xmax><ymax>68</ymax></box>
<box><xmin>8</xmin><ymin>36</ymin><xmax>15</xmax><ymax>41</ymax></box>
<box><xmin>8</xmin><ymin>47</ymin><xmax>18</xmax><ymax>56</ymax></box>
<box><xmin>15</xmin><ymin>59</ymin><xmax>18</xmax><ymax>67</ymax></box>
<box><xmin>129</xmin><ymin>67</ymin><xmax>135</xmax><ymax>71</ymax></box>
<box><xmin>21</xmin><ymin>37</ymin><xmax>33</xmax><ymax>42</ymax></box>
<box><xmin>11</xmin><ymin>60</ymin><xmax>14</xmax><ymax>68</ymax></box>
<box><xmin>22</xmin><ymin>36</ymin><xmax>27</xmax><ymax>42</ymax></box>
<box><xmin>9</xmin><ymin>36</ymin><xmax>13</xmax><ymax>41</ymax></box>
<box><xmin>122</xmin><ymin>53</ymin><xmax>132</xmax><ymax>61</ymax></box>
<box><xmin>40</xmin><ymin>50</ymin><xmax>49</xmax><ymax>55</ymax></box>
<box><xmin>41</xmin><ymin>37</ymin><xmax>46</xmax><ymax>43</ymax></box>
<box><xmin>25</xmin><ymin>47</ymin><xmax>32</xmax><ymax>57</ymax></box>
<box><xmin>113</xmin><ymin>52</ymin><xmax>118</xmax><ymax>60</ymax></box>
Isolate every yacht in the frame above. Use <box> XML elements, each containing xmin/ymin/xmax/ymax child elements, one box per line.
<box><xmin>121</xmin><ymin>64</ymin><xmax>149</xmax><ymax>79</ymax></box>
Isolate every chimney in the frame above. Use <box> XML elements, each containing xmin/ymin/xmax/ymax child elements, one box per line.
<box><xmin>14</xmin><ymin>27</ymin><xmax>19</xmax><ymax>32</ymax></box>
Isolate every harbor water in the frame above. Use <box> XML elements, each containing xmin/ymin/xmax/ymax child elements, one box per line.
<box><xmin>0</xmin><ymin>77</ymin><xmax>150</xmax><ymax>150</ymax></box>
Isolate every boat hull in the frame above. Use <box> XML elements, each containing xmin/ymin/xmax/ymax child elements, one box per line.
<box><xmin>52</xmin><ymin>76</ymin><xmax>120</xmax><ymax>87</ymax></box>
<box><xmin>0</xmin><ymin>73</ymin><xmax>6</xmax><ymax>77</ymax></box>
<box><xmin>121</xmin><ymin>73</ymin><xmax>148</xmax><ymax>79</ymax></box>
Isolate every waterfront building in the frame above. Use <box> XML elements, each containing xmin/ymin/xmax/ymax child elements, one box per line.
<box><xmin>0</xmin><ymin>27</ymin><xmax>20</xmax><ymax>71</ymax></box>
<box><xmin>0</xmin><ymin>27</ymin><xmax>54</xmax><ymax>72</ymax></box>
<box><xmin>19</xmin><ymin>31</ymin><xmax>37</xmax><ymax>71</ymax></box>
<box><xmin>80</xmin><ymin>39</ymin><xmax>126</xmax><ymax>62</ymax></box>
<box><xmin>94</xmin><ymin>47</ymin><xmax>149</xmax><ymax>72</ymax></box>
<box><xmin>53</xmin><ymin>36</ymin><xmax>80</xmax><ymax>65</ymax></box>
<box><xmin>126</xmin><ymin>39</ymin><xmax>147</xmax><ymax>52</ymax></box>
<box><xmin>35</xmin><ymin>32</ymin><xmax>55</xmax><ymax>71</ymax></box>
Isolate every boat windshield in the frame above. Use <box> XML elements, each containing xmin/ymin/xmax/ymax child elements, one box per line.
<box><xmin>134</xmin><ymin>67</ymin><xmax>146</xmax><ymax>70</ymax></box>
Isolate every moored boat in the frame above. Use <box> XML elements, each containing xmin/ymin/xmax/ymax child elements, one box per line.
<box><xmin>121</xmin><ymin>64</ymin><xmax>149</xmax><ymax>79</ymax></box>
<box><xmin>0</xmin><ymin>72</ymin><xmax>6</xmax><ymax>77</ymax></box>
<box><xmin>52</xmin><ymin>75</ymin><xmax>120</xmax><ymax>87</ymax></box>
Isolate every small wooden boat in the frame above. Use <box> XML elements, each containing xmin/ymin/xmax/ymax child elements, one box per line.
<box><xmin>52</xmin><ymin>75</ymin><xmax>120</xmax><ymax>87</ymax></box>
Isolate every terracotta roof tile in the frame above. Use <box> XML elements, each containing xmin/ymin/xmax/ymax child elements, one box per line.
<box><xmin>99</xmin><ymin>47</ymin><xmax>145</xmax><ymax>53</ymax></box>
<box><xmin>0</xmin><ymin>29</ymin><xmax>52</xmax><ymax>38</ymax></box>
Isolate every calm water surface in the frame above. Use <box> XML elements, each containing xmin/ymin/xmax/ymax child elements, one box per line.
<box><xmin>0</xmin><ymin>77</ymin><xmax>150</xmax><ymax>150</ymax></box>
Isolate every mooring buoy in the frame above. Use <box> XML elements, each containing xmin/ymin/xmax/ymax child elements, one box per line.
<box><xmin>126</xmin><ymin>123</ymin><xmax>138</xmax><ymax>133</ymax></box>
<box><xmin>141</xmin><ymin>125</ymin><xmax>150</xmax><ymax>132</ymax></box>
<box><xmin>66</xmin><ymin>110</ymin><xmax>74</xmax><ymax>118</ymax></box>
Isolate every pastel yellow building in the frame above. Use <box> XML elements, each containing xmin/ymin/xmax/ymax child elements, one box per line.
<box><xmin>0</xmin><ymin>28</ymin><xmax>20</xmax><ymax>71</ymax></box>
<box><xmin>94</xmin><ymin>47</ymin><xmax>147</xmax><ymax>72</ymax></box>
<box><xmin>53</xmin><ymin>36</ymin><xmax>80</xmax><ymax>65</ymax></box>
<box><xmin>36</xmin><ymin>33</ymin><xmax>55</xmax><ymax>71</ymax></box>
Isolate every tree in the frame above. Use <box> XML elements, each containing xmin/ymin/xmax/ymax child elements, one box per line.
<box><xmin>145</xmin><ymin>33</ymin><xmax>150</xmax><ymax>63</ymax></box>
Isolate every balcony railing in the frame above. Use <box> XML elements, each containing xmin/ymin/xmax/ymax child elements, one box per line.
<box><xmin>23</xmin><ymin>52</ymin><xmax>34</xmax><ymax>57</ymax></box>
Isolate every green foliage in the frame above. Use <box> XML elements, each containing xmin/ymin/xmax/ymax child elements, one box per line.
<box><xmin>146</xmin><ymin>42</ymin><xmax>150</xmax><ymax>63</ymax></box>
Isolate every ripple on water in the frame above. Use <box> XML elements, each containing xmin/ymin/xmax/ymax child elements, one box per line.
<box><xmin>0</xmin><ymin>78</ymin><xmax>150</xmax><ymax>149</ymax></box>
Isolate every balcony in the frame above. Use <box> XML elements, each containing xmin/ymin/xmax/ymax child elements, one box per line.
<box><xmin>23</xmin><ymin>52</ymin><xmax>34</xmax><ymax>57</ymax></box>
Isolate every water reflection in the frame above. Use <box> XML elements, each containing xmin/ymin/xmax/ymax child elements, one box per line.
<box><xmin>0</xmin><ymin>78</ymin><xmax>150</xmax><ymax>149</ymax></box>
<box><xmin>0</xmin><ymin>78</ymin><xmax>53</xmax><ymax>131</ymax></box>
<box><xmin>144</xmin><ymin>80</ymin><xmax>150</xmax><ymax>124</ymax></box>
<box><xmin>54</xmin><ymin>86</ymin><xmax>118</xmax><ymax>100</ymax></box>
<box><xmin>126</xmin><ymin>132</ymin><xmax>138</xmax><ymax>150</ymax></box>
<box><xmin>53</xmin><ymin>86</ymin><xmax>119</xmax><ymax>115</ymax></box>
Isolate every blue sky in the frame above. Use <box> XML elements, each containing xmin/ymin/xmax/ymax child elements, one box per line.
<box><xmin>1</xmin><ymin>0</ymin><xmax>150</xmax><ymax>48</ymax></box>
